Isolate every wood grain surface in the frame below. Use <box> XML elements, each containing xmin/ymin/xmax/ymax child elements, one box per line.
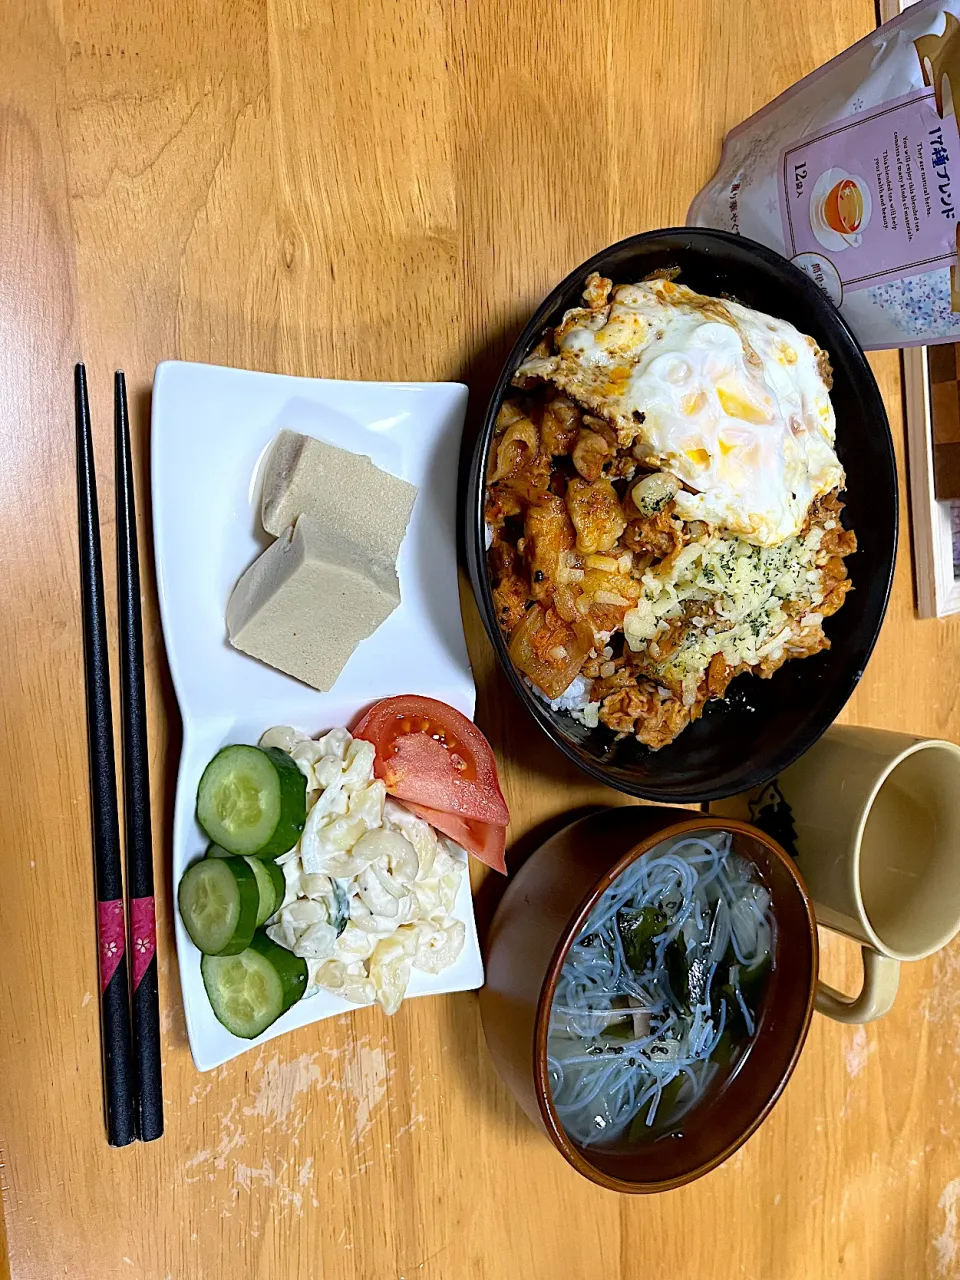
<box><xmin>2</xmin><ymin>1</ymin><xmax>959</xmax><ymax>1277</ymax></box>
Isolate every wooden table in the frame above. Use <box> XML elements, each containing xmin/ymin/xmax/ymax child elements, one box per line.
<box><xmin>3</xmin><ymin>1</ymin><xmax>959</xmax><ymax>1277</ymax></box>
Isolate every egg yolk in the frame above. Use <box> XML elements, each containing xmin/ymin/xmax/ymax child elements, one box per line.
<box><xmin>686</xmin><ymin>448</ymin><xmax>711</xmax><ymax>467</ymax></box>
<box><xmin>716</xmin><ymin>385</ymin><xmax>773</xmax><ymax>425</ymax></box>
<box><xmin>681</xmin><ymin>391</ymin><xmax>707</xmax><ymax>416</ymax></box>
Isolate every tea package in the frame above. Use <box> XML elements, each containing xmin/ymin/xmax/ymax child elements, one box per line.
<box><xmin>689</xmin><ymin>0</ymin><xmax>960</xmax><ymax>349</ymax></box>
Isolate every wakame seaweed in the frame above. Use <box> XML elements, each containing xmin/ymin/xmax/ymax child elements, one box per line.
<box><xmin>617</xmin><ymin>906</ymin><xmax>667</xmax><ymax>972</ymax></box>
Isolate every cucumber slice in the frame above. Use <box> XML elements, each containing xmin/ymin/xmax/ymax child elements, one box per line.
<box><xmin>178</xmin><ymin>857</ymin><xmax>259</xmax><ymax>956</ymax></box>
<box><xmin>201</xmin><ymin>930</ymin><xmax>308</xmax><ymax>1038</ymax></box>
<box><xmin>332</xmin><ymin>879</ymin><xmax>350</xmax><ymax>937</ymax></box>
<box><xmin>197</xmin><ymin>745</ymin><xmax>306</xmax><ymax>857</ymax></box>
<box><xmin>244</xmin><ymin>856</ymin><xmax>285</xmax><ymax>926</ymax></box>
<box><xmin>206</xmin><ymin>843</ymin><xmax>284</xmax><ymax>926</ymax></box>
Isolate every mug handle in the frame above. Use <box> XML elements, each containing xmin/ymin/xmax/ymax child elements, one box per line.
<box><xmin>816</xmin><ymin>947</ymin><xmax>900</xmax><ymax>1024</ymax></box>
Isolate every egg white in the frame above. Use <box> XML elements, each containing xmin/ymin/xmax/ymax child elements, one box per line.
<box><xmin>528</xmin><ymin>278</ymin><xmax>845</xmax><ymax>546</ymax></box>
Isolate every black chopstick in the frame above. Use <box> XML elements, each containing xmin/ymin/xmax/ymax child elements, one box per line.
<box><xmin>115</xmin><ymin>371</ymin><xmax>164</xmax><ymax>1142</ymax></box>
<box><xmin>75</xmin><ymin>362</ymin><xmax>137</xmax><ymax>1148</ymax></box>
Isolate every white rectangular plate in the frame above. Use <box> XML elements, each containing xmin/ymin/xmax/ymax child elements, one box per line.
<box><xmin>151</xmin><ymin>360</ymin><xmax>482</xmax><ymax>1071</ymax></box>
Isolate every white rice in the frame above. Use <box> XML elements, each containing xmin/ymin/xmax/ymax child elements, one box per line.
<box><xmin>526</xmin><ymin>673</ymin><xmax>601</xmax><ymax>729</ymax></box>
<box><xmin>571</xmin><ymin>701</ymin><xmax>601</xmax><ymax>729</ymax></box>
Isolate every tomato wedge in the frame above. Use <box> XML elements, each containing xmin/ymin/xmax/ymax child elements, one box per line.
<box><xmin>353</xmin><ymin>696</ymin><xmax>509</xmax><ymax>827</ymax></box>
<box><xmin>400</xmin><ymin>801</ymin><xmax>507</xmax><ymax>875</ymax></box>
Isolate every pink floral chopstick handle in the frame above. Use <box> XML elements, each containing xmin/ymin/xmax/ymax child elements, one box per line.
<box><xmin>97</xmin><ymin>899</ymin><xmax>126</xmax><ymax>994</ymax></box>
<box><xmin>130</xmin><ymin>896</ymin><xmax>157</xmax><ymax>991</ymax></box>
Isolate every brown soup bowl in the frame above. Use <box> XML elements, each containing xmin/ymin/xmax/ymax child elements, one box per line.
<box><xmin>479</xmin><ymin>807</ymin><xmax>819</xmax><ymax>1193</ymax></box>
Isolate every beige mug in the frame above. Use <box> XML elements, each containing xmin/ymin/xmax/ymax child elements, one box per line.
<box><xmin>718</xmin><ymin>725</ymin><xmax>960</xmax><ymax>1024</ymax></box>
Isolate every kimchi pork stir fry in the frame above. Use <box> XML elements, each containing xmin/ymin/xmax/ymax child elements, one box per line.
<box><xmin>485</xmin><ymin>272</ymin><xmax>856</xmax><ymax>749</ymax></box>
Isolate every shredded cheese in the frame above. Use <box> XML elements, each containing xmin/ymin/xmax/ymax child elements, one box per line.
<box><xmin>623</xmin><ymin>525</ymin><xmax>829</xmax><ymax>688</ymax></box>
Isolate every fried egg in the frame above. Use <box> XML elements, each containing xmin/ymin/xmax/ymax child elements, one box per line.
<box><xmin>516</xmin><ymin>276</ymin><xmax>844</xmax><ymax>546</ymax></box>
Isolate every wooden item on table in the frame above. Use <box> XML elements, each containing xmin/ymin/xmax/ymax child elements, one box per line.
<box><xmin>928</xmin><ymin>344</ymin><xmax>960</xmax><ymax>499</ymax></box>
<box><xmin>481</xmin><ymin>806</ymin><xmax>818</xmax><ymax>1193</ymax></box>
<box><xmin>901</xmin><ymin>345</ymin><xmax>960</xmax><ymax>616</ymax></box>
<box><xmin>4</xmin><ymin>0</ymin><xmax>960</xmax><ymax>1276</ymax></box>
<box><xmin>115</xmin><ymin>370</ymin><xmax>164</xmax><ymax>1142</ymax></box>
<box><xmin>75</xmin><ymin>362</ymin><xmax>137</xmax><ymax>1148</ymax></box>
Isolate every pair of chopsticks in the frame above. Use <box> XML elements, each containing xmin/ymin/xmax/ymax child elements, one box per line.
<box><xmin>76</xmin><ymin>364</ymin><xmax>163</xmax><ymax>1146</ymax></box>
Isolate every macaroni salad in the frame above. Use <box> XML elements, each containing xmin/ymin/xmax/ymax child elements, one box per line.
<box><xmin>258</xmin><ymin>725</ymin><xmax>466</xmax><ymax>1014</ymax></box>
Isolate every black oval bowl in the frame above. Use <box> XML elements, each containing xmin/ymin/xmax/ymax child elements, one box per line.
<box><xmin>465</xmin><ymin>228</ymin><xmax>898</xmax><ymax>803</ymax></box>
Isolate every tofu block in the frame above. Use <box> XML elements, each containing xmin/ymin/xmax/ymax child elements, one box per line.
<box><xmin>226</xmin><ymin>515</ymin><xmax>400</xmax><ymax>691</ymax></box>
<box><xmin>260</xmin><ymin>430</ymin><xmax>417</xmax><ymax>571</ymax></box>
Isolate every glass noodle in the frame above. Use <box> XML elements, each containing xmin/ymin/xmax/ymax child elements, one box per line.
<box><xmin>547</xmin><ymin>831</ymin><xmax>775</xmax><ymax>1147</ymax></box>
